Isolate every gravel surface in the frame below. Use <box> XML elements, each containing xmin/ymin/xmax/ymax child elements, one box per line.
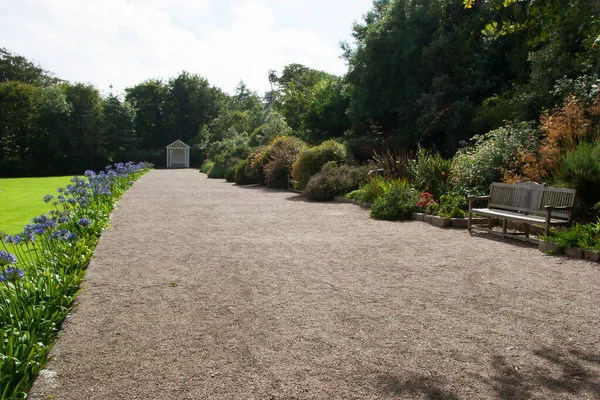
<box><xmin>29</xmin><ymin>169</ymin><xmax>600</xmax><ymax>399</ymax></box>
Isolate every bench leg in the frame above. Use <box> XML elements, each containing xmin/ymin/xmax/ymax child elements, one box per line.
<box><xmin>502</xmin><ymin>219</ymin><xmax>507</xmax><ymax>238</ymax></box>
<box><xmin>524</xmin><ymin>224</ymin><xmax>530</xmax><ymax>238</ymax></box>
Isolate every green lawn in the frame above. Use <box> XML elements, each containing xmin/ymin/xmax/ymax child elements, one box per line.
<box><xmin>0</xmin><ymin>176</ymin><xmax>74</xmax><ymax>234</ymax></box>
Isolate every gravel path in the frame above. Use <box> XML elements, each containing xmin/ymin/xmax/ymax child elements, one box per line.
<box><xmin>30</xmin><ymin>169</ymin><xmax>600</xmax><ymax>399</ymax></box>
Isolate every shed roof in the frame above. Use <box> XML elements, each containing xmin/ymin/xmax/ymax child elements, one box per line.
<box><xmin>166</xmin><ymin>139</ymin><xmax>190</xmax><ymax>148</ymax></box>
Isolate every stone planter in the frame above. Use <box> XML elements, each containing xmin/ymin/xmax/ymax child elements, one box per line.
<box><xmin>584</xmin><ymin>249</ymin><xmax>600</xmax><ymax>262</ymax></box>
<box><xmin>412</xmin><ymin>212</ymin><xmax>425</xmax><ymax>221</ymax></box>
<box><xmin>565</xmin><ymin>247</ymin><xmax>584</xmax><ymax>259</ymax></box>
<box><xmin>424</xmin><ymin>214</ymin><xmax>432</xmax><ymax>223</ymax></box>
<box><xmin>538</xmin><ymin>240</ymin><xmax>562</xmax><ymax>255</ymax></box>
<box><xmin>451</xmin><ymin>218</ymin><xmax>469</xmax><ymax>229</ymax></box>
<box><xmin>430</xmin><ymin>215</ymin><xmax>452</xmax><ymax>227</ymax></box>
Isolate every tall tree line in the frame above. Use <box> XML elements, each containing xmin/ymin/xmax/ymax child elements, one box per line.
<box><xmin>2</xmin><ymin>0</ymin><xmax>599</xmax><ymax>176</ymax></box>
<box><xmin>0</xmin><ymin>49</ymin><xmax>231</xmax><ymax>176</ymax></box>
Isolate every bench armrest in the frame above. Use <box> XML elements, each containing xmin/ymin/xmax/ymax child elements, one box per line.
<box><xmin>468</xmin><ymin>195</ymin><xmax>490</xmax><ymax>214</ymax></box>
<box><xmin>468</xmin><ymin>195</ymin><xmax>490</xmax><ymax>200</ymax></box>
<box><xmin>543</xmin><ymin>205</ymin><xmax>574</xmax><ymax>211</ymax></box>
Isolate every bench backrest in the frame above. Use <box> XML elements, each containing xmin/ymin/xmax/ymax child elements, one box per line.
<box><xmin>488</xmin><ymin>182</ymin><xmax>576</xmax><ymax>220</ymax></box>
<box><xmin>541</xmin><ymin>187</ymin><xmax>577</xmax><ymax>219</ymax></box>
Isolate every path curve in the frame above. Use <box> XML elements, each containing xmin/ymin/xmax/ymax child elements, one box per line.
<box><xmin>30</xmin><ymin>169</ymin><xmax>600</xmax><ymax>399</ymax></box>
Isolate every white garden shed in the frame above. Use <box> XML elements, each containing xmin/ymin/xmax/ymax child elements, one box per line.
<box><xmin>166</xmin><ymin>140</ymin><xmax>190</xmax><ymax>168</ymax></box>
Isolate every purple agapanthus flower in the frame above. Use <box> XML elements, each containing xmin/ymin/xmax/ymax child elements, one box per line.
<box><xmin>65</xmin><ymin>232</ymin><xmax>78</xmax><ymax>242</ymax></box>
<box><xmin>0</xmin><ymin>267</ymin><xmax>24</xmax><ymax>282</ymax></box>
<box><xmin>7</xmin><ymin>234</ymin><xmax>25</xmax><ymax>245</ymax></box>
<box><xmin>0</xmin><ymin>250</ymin><xmax>17</xmax><ymax>266</ymax></box>
<box><xmin>44</xmin><ymin>194</ymin><xmax>54</xmax><ymax>203</ymax></box>
<box><xmin>78</xmin><ymin>217</ymin><xmax>91</xmax><ymax>227</ymax></box>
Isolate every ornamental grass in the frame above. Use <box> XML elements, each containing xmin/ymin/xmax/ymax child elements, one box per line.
<box><xmin>0</xmin><ymin>161</ymin><xmax>152</xmax><ymax>400</ymax></box>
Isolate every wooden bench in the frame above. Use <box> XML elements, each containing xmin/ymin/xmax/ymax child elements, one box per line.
<box><xmin>468</xmin><ymin>182</ymin><xmax>576</xmax><ymax>241</ymax></box>
<box><xmin>287</xmin><ymin>175</ymin><xmax>302</xmax><ymax>193</ymax></box>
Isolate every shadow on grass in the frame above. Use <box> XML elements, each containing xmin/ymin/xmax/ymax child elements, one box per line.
<box><xmin>489</xmin><ymin>347</ymin><xmax>600</xmax><ymax>399</ymax></box>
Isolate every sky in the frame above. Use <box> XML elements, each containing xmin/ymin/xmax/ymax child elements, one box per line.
<box><xmin>1</xmin><ymin>0</ymin><xmax>374</xmax><ymax>96</ymax></box>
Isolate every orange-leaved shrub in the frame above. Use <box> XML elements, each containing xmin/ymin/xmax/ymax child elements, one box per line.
<box><xmin>248</xmin><ymin>136</ymin><xmax>307</xmax><ymax>189</ymax></box>
<box><xmin>503</xmin><ymin>95</ymin><xmax>599</xmax><ymax>183</ymax></box>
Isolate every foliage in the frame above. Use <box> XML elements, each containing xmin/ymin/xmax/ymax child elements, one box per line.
<box><xmin>504</xmin><ymin>95</ymin><xmax>600</xmax><ymax>184</ymax></box>
<box><xmin>0</xmin><ymin>162</ymin><xmax>151</xmax><ymax>399</ymax></box>
<box><xmin>225</xmin><ymin>165</ymin><xmax>237</xmax><ymax>183</ymax></box>
<box><xmin>0</xmin><ymin>47</ymin><xmax>59</xmax><ymax>86</ymax></box>
<box><xmin>249</xmin><ymin>136</ymin><xmax>307</xmax><ymax>188</ymax></box>
<box><xmin>451</xmin><ymin>121</ymin><xmax>540</xmax><ymax>196</ymax></box>
<box><xmin>248</xmin><ymin>110</ymin><xmax>292</xmax><ymax>147</ymax></box>
<box><xmin>370</xmin><ymin>179</ymin><xmax>419</xmax><ymax>221</ymax></box>
<box><xmin>205</xmin><ymin>134</ymin><xmax>251</xmax><ymax>181</ymax></box>
<box><xmin>247</xmin><ymin>146</ymin><xmax>268</xmax><ymax>185</ymax></box>
<box><xmin>438</xmin><ymin>192</ymin><xmax>468</xmax><ymax>218</ymax></box>
<box><xmin>304</xmin><ymin>163</ymin><xmax>369</xmax><ymax>201</ymax></box>
<box><xmin>348</xmin><ymin>175</ymin><xmax>396</xmax><ymax>204</ymax></box>
<box><xmin>546</xmin><ymin>222</ymin><xmax>600</xmax><ymax>250</ymax></box>
<box><xmin>200</xmin><ymin>160</ymin><xmax>215</xmax><ymax>174</ymax></box>
<box><xmin>234</xmin><ymin>159</ymin><xmax>255</xmax><ymax>185</ymax></box>
<box><xmin>554</xmin><ymin>141</ymin><xmax>600</xmax><ymax>216</ymax></box>
<box><xmin>410</xmin><ymin>146</ymin><xmax>452</xmax><ymax>199</ymax></box>
<box><xmin>371</xmin><ymin>147</ymin><xmax>412</xmax><ymax>180</ymax></box>
<box><xmin>417</xmin><ymin>191</ymin><xmax>438</xmax><ymax>214</ymax></box>
<box><xmin>263</xmin><ymin>137</ymin><xmax>307</xmax><ymax>189</ymax></box>
<box><xmin>291</xmin><ymin>140</ymin><xmax>348</xmax><ymax>190</ymax></box>
<box><xmin>207</xmin><ymin>163</ymin><xmax>227</xmax><ymax>179</ymax></box>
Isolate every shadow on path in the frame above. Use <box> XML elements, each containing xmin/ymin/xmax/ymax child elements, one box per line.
<box><xmin>487</xmin><ymin>347</ymin><xmax>600</xmax><ymax>399</ymax></box>
<box><xmin>374</xmin><ymin>373</ymin><xmax>461</xmax><ymax>400</ymax></box>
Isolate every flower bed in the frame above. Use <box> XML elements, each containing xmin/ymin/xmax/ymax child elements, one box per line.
<box><xmin>0</xmin><ymin>162</ymin><xmax>152</xmax><ymax>399</ymax></box>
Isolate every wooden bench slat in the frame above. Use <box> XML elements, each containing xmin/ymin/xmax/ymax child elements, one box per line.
<box><xmin>471</xmin><ymin>208</ymin><xmax>568</xmax><ymax>225</ymax></box>
<box><xmin>468</xmin><ymin>182</ymin><xmax>576</xmax><ymax>240</ymax></box>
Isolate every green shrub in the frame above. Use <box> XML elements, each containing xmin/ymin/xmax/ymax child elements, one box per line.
<box><xmin>234</xmin><ymin>159</ymin><xmax>254</xmax><ymax>185</ymax></box>
<box><xmin>352</xmin><ymin>175</ymin><xmax>395</xmax><ymax>203</ymax></box>
<box><xmin>410</xmin><ymin>146</ymin><xmax>452</xmax><ymax>199</ymax></box>
<box><xmin>345</xmin><ymin>189</ymin><xmax>362</xmax><ymax>201</ymax></box>
<box><xmin>438</xmin><ymin>192</ymin><xmax>468</xmax><ymax>218</ymax></box>
<box><xmin>554</xmin><ymin>141</ymin><xmax>600</xmax><ymax>216</ymax></box>
<box><xmin>207</xmin><ymin>162</ymin><xmax>227</xmax><ymax>179</ymax></box>
<box><xmin>262</xmin><ymin>136</ymin><xmax>308</xmax><ymax>189</ymax></box>
<box><xmin>291</xmin><ymin>140</ymin><xmax>348</xmax><ymax>190</ymax></box>
<box><xmin>200</xmin><ymin>161</ymin><xmax>215</xmax><ymax>174</ymax></box>
<box><xmin>206</xmin><ymin>136</ymin><xmax>251</xmax><ymax>181</ymax></box>
<box><xmin>451</xmin><ymin>121</ymin><xmax>540</xmax><ymax>196</ymax></box>
<box><xmin>370</xmin><ymin>179</ymin><xmax>419</xmax><ymax>220</ymax></box>
<box><xmin>248</xmin><ymin>146</ymin><xmax>268</xmax><ymax>184</ymax></box>
<box><xmin>225</xmin><ymin>163</ymin><xmax>238</xmax><ymax>182</ymax></box>
<box><xmin>304</xmin><ymin>163</ymin><xmax>369</xmax><ymax>201</ymax></box>
<box><xmin>547</xmin><ymin>222</ymin><xmax>600</xmax><ymax>250</ymax></box>
<box><xmin>372</xmin><ymin>147</ymin><xmax>412</xmax><ymax>179</ymax></box>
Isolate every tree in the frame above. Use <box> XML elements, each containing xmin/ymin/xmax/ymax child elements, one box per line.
<box><xmin>101</xmin><ymin>94</ymin><xmax>137</xmax><ymax>163</ymax></box>
<box><xmin>270</xmin><ymin>64</ymin><xmax>330</xmax><ymax>131</ymax></box>
<box><xmin>125</xmin><ymin>79</ymin><xmax>169</xmax><ymax>151</ymax></box>
<box><xmin>0</xmin><ymin>47</ymin><xmax>59</xmax><ymax>86</ymax></box>
<box><xmin>63</xmin><ymin>83</ymin><xmax>105</xmax><ymax>171</ymax></box>
<box><xmin>0</xmin><ymin>81</ymin><xmax>42</xmax><ymax>176</ymax></box>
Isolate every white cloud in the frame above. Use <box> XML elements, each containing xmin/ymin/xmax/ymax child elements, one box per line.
<box><xmin>0</xmin><ymin>0</ymin><xmax>369</xmax><ymax>95</ymax></box>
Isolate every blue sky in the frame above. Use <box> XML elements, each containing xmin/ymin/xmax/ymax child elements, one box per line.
<box><xmin>1</xmin><ymin>0</ymin><xmax>373</xmax><ymax>95</ymax></box>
